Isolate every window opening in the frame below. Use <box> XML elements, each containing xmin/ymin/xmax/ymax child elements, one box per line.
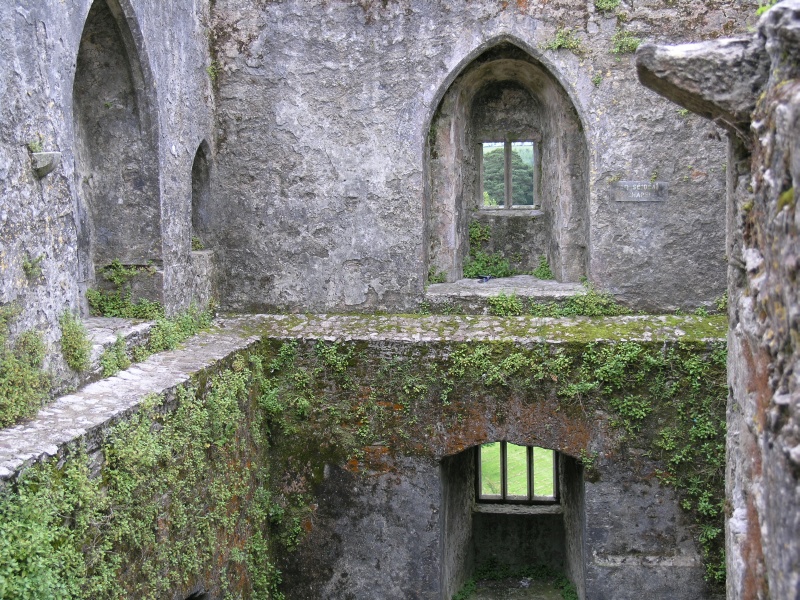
<box><xmin>480</xmin><ymin>141</ymin><xmax>536</xmax><ymax>209</ymax></box>
<box><xmin>477</xmin><ymin>442</ymin><xmax>557</xmax><ymax>503</ymax></box>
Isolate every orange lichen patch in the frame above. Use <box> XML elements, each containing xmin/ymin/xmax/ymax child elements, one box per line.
<box><xmin>744</xmin><ymin>338</ymin><xmax>773</xmax><ymax>438</ymax></box>
<box><xmin>361</xmin><ymin>445</ymin><xmax>394</xmax><ymax>473</ymax></box>
<box><xmin>516</xmin><ymin>0</ymin><xmax>529</xmax><ymax>9</ymax></box>
<box><xmin>437</xmin><ymin>393</ymin><xmax>593</xmax><ymax>459</ymax></box>
<box><xmin>346</xmin><ymin>457</ymin><xmax>360</xmax><ymax>472</ymax></box>
<box><xmin>741</xmin><ymin>493</ymin><xmax>769</xmax><ymax>599</ymax></box>
<box><xmin>302</xmin><ymin>517</ymin><xmax>314</xmax><ymax>533</ymax></box>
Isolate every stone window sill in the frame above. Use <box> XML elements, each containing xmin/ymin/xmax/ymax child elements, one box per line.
<box><xmin>477</xmin><ymin>208</ymin><xmax>543</xmax><ymax>217</ymax></box>
<box><xmin>473</xmin><ymin>503</ymin><xmax>563</xmax><ymax>516</ymax></box>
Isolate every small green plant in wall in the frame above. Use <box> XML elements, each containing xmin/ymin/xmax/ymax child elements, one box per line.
<box><xmin>611</xmin><ymin>29</ymin><xmax>642</xmax><ymax>55</ymax></box>
<box><xmin>26</xmin><ymin>133</ymin><xmax>44</xmax><ymax>153</ymax></box>
<box><xmin>59</xmin><ymin>311</ymin><xmax>91</xmax><ymax>372</ymax></box>
<box><xmin>543</xmin><ymin>28</ymin><xmax>584</xmax><ymax>56</ymax></box>
<box><xmin>532</xmin><ymin>255</ymin><xmax>555</xmax><ymax>280</ymax></box>
<box><xmin>206</xmin><ymin>60</ymin><xmax>221</xmax><ymax>81</ymax></box>
<box><xmin>594</xmin><ymin>0</ymin><xmax>620</xmax><ymax>12</ymax></box>
<box><xmin>22</xmin><ymin>253</ymin><xmax>44</xmax><ymax>281</ymax></box>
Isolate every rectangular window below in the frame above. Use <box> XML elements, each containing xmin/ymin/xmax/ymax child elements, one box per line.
<box><xmin>477</xmin><ymin>442</ymin><xmax>558</xmax><ymax>504</ymax></box>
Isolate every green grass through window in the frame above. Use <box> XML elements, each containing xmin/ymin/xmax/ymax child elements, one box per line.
<box><xmin>479</xmin><ymin>443</ymin><xmax>555</xmax><ymax>499</ymax></box>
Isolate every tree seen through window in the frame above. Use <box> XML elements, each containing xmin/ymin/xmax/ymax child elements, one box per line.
<box><xmin>482</xmin><ymin>141</ymin><xmax>535</xmax><ymax>208</ymax></box>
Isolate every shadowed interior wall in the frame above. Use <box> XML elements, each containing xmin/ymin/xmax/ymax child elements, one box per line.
<box><xmin>441</xmin><ymin>448</ymin><xmax>476</xmax><ymax>599</ymax></box>
<box><xmin>561</xmin><ymin>454</ymin><xmax>586</xmax><ymax>600</ymax></box>
<box><xmin>191</xmin><ymin>142</ymin><xmax>211</xmax><ymax>248</ymax></box>
<box><xmin>472</xmin><ymin>512</ymin><xmax>565</xmax><ymax>571</ymax></box>
<box><xmin>73</xmin><ymin>0</ymin><xmax>161</xmax><ymax>284</ymax></box>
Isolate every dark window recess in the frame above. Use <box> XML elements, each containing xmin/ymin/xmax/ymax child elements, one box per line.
<box><xmin>477</xmin><ymin>442</ymin><xmax>557</xmax><ymax>503</ymax></box>
<box><xmin>480</xmin><ymin>141</ymin><xmax>536</xmax><ymax>208</ymax></box>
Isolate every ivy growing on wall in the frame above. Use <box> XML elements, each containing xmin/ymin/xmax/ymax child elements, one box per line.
<box><xmin>0</xmin><ymin>324</ymin><xmax>728</xmax><ymax>596</ymax></box>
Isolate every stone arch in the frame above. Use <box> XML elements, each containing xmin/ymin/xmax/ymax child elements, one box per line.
<box><xmin>424</xmin><ymin>40</ymin><xmax>589</xmax><ymax>283</ymax></box>
<box><xmin>191</xmin><ymin>140</ymin><xmax>212</xmax><ymax>249</ymax></box>
<box><xmin>72</xmin><ymin>0</ymin><xmax>162</xmax><ymax>302</ymax></box>
<box><xmin>440</xmin><ymin>441</ymin><xmax>586</xmax><ymax>599</ymax></box>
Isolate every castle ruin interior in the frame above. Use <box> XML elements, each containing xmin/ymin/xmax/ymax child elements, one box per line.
<box><xmin>1</xmin><ymin>0</ymin><xmax>799</xmax><ymax>598</ymax></box>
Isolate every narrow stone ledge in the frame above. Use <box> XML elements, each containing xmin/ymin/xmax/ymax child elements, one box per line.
<box><xmin>0</xmin><ymin>323</ymin><xmax>261</xmax><ymax>483</ymax></box>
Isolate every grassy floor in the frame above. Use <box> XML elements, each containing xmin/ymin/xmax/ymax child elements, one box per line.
<box><xmin>480</xmin><ymin>443</ymin><xmax>554</xmax><ymax>499</ymax></box>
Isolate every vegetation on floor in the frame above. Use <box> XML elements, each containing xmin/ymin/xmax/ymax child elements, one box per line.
<box><xmin>463</xmin><ymin>222</ymin><xmax>515</xmax><ymax>279</ymax></box>
<box><xmin>59</xmin><ymin>311</ymin><xmax>91</xmax><ymax>372</ymax></box>
<box><xmin>87</xmin><ymin>259</ymin><xmax>164</xmax><ymax>320</ymax></box>
<box><xmin>453</xmin><ymin>562</ymin><xmax>578</xmax><ymax>600</ymax></box>
<box><xmin>0</xmin><ymin>304</ymin><xmax>50</xmax><ymax>427</ymax></box>
<box><xmin>532</xmin><ymin>255</ymin><xmax>554</xmax><ymax>280</ymax></box>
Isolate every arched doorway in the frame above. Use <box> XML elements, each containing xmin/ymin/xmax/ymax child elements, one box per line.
<box><xmin>73</xmin><ymin>0</ymin><xmax>162</xmax><ymax>305</ymax></box>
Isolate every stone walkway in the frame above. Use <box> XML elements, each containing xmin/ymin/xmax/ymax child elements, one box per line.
<box><xmin>0</xmin><ymin>313</ymin><xmax>725</xmax><ymax>481</ymax></box>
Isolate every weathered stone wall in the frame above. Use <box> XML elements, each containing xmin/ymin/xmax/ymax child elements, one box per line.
<box><xmin>635</xmin><ymin>3</ymin><xmax>800</xmax><ymax>597</ymax></box>
<box><xmin>207</xmin><ymin>0</ymin><xmax>754</xmax><ymax>313</ymax></box>
<box><xmin>0</xmin><ymin>0</ymin><xmax>214</xmax><ymax>380</ymax></box>
<box><xmin>0</xmin><ymin>314</ymin><xmax>728</xmax><ymax>599</ymax></box>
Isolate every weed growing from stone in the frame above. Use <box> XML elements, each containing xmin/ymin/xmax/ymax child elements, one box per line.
<box><xmin>611</xmin><ymin>30</ymin><xmax>642</xmax><ymax>55</ymax></box>
<box><xmin>22</xmin><ymin>254</ymin><xmax>44</xmax><ymax>280</ymax></box>
<box><xmin>463</xmin><ymin>221</ymin><xmax>515</xmax><ymax>278</ymax></box>
<box><xmin>100</xmin><ymin>335</ymin><xmax>131</xmax><ymax>377</ymax></box>
<box><xmin>528</xmin><ymin>284</ymin><xmax>630</xmax><ymax>317</ymax></box>
<box><xmin>756</xmin><ymin>0</ymin><xmax>778</xmax><ymax>15</ymax></box>
<box><xmin>532</xmin><ymin>255</ymin><xmax>555</xmax><ymax>280</ymax></box>
<box><xmin>59</xmin><ymin>310</ymin><xmax>91</xmax><ymax>372</ymax></box>
<box><xmin>488</xmin><ymin>293</ymin><xmax>524</xmax><ymax>316</ymax></box>
<box><xmin>427</xmin><ymin>267</ymin><xmax>447</xmax><ymax>284</ymax></box>
<box><xmin>543</xmin><ymin>28</ymin><xmax>584</xmax><ymax>55</ymax></box>
<box><xmin>594</xmin><ymin>0</ymin><xmax>619</xmax><ymax>11</ymax></box>
<box><xmin>206</xmin><ymin>60</ymin><xmax>220</xmax><ymax>81</ymax></box>
<box><xmin>591</xmin><ymin>73</ymin><xmax>603</xmax><ymax>86</ymax></box>
<box><xmin>87</xmin><ymin>260</ymin><xmax>164</xmax><ymax>320</ymax></box>
<box><xmin>191</xmin><ymin>235</ymin><xmax>204</xmax><ymax>251</ymax></box>
<box><xmin>26</xmin><ymin>134</ymin><xmax>44</xmax><ymax>153</ymax></box>
<box><xmin>715</xmin><ymin>292</ymin><xmax>728</xmax><ymax>313</ymax></box>
<box><xmin>0</xmin><ymin>305</ymin><xmax>50</xmax><ymax>427</ymax></box>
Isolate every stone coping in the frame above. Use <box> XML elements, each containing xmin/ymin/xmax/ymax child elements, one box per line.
<box><xmin>0</xmin><ymin>313</ymin><xmax>725</xmax><ymax>482</ymax></box>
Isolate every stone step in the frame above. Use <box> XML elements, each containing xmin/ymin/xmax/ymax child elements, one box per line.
<box><xmin>424</xmin><ymin>275</ymin><xmax>586</xmax><ymax>315</ymax></box>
